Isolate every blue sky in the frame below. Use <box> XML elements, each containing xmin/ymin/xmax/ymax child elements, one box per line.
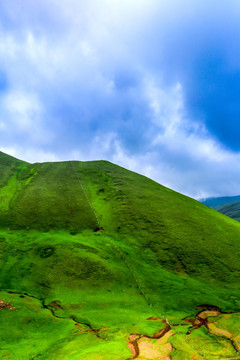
<box><xmin>0</xmin><ymin>0</ymin><xmax>239</xmax><ymax>199</ymax></box>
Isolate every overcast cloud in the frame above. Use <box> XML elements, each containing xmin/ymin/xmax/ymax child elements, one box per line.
<box><xmin>0</xmin><ymin>0</ymin><xmax>239</xmax><ymax>199</ymax></box>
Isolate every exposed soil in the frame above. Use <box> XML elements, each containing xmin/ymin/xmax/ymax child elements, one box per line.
<box><xmin>183</xmin><ymin>304</ymin><xmax>224</xmax><ymax>334</ymax></box>
<box><xmin>127</xmin><ymin>305</ymin><xmax>240</xmax><ymax>359</ymax></box>
<box><xmin>138</xmin><ymin>337</ymin><xmax>173</xmax><ymax>360</ymax></box>
<box><xmin>127</xmin><ymin>324</ymin><xmax>173</xmax><ymax>360</ymax></box>
<box><xmin>0</xmin><ymin>299</ymin><xmax>16</xmax><ymax>311</ymax></box>
<box><xmin>3</xmin><ymin>293</ymin><xmax>240</xmax><ymax>359</ymax></box>
<box><xmin>207</xmin><ymin>323</ymin><xmax>232</xmax><ymax>338</ymax></box>
<box><xmin>127</xmin><ymin>335</ymin><xmax>141</xmax><ymax>359</ymax></box>
<box><xmin>183</xmin><ymin>305</ymin><xmax>240</xmax><ymax>356</ymax></box>
<box><xmin>151</xmin><ymin>323</ymin><xmax>172</xmax><ymax>340</ymax></box>
<box><xmin>207</xmin><ymin>323</ymin><xmax>240</xmax><ymax>353</ymax></box>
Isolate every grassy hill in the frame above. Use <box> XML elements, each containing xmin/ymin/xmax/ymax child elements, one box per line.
<box><xmin>217</xmin><ymin>201</ymin><xmax>240</xmax><ymax>222</ymax></box>
<box><xmin>0</xmin><ymin>151</ymin><xmax>240</xmax><ymax>359</ymax></box>
<box><xmin>200</xmin><ymin>194</ymin><xmax>240</xmax><ymax>222</ymax></box>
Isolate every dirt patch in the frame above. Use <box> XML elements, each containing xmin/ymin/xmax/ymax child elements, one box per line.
<box><xmin>127</xmin><ymin>305</ymin><xmax>240</xmax><ymax>359</ymax></box>
<box><xmin>207</xmin><ymin>323</ymin><xmax>232</xmax><ymax>338</ymax></box>
<box><xmin>183</xmin><ymin>305</ymin><xmax>240</xmax><ymax>355</ymax></box>
<box><xmin>183</xmin><ymin>304</ymin><xmax>223</xmax><ymax>334</ymax></box>
<box><xmin>74</xmin><ymin>323</ymin><xmax>83</xmax><ymax>328</ymax></box>
<box><xmin>127</xmin><ymin>335</ymin><xmax>140</xmax><ymax>359</ymax></box>
<box><xmin>183</xmin><ymin>315</ymin><xmax>208</xmax><ymax>334</ymax></box>
<box><xmin>151</xmin><ymin>324</ymin><xmax>171</xmax><ymax>339</ymax></box>
<box><xmin>0</xmin><ymin>300</ymin><xmax>16</xmax><ymax>311</ymax></box>
<box><xmin>207</xmin><ymin>324</ymin><xmax>240</xmax><ymax>353</ymax></box>
<box><xmin>147</xmin><ymin>317</ymin><xmax>162</xmax><ymax>321</ymax></box>
<box><xmin>127</xmin><ymin>324</ymin><xmax>173</xmax><ymax>359</ymax></box>
<box><xmin>157</xmin><ymin>330</ymin><xmax>174</xmax><ymax>345</ymax></box>
<box><xmin>197</xmin><ymin>310</ymin><xmax>220</xmax><ymax>319</ymax></box>
<box><xmin>138</xmin><ymin>339</ymin><xmax>172</xmax><ymax>359</ymax></box>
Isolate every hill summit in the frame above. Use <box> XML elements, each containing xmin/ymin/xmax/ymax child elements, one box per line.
<box><xmin>0</xmin><ymin>151</ymin><xmax>240</xmax><ymax>359</ymax></box>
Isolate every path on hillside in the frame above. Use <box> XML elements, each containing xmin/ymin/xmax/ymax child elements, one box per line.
<box><xmin>70</xmin><ymin>161</ymin><xmax>100</xmax><ymax>228</ymax></box>
<box><xmin>70</xmin><ymin>161</ymin><xmax>154</xmax><ymax>307</ymax></box>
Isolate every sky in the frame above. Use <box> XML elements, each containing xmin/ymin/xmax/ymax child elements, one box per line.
<box><xmin>0</xmin><ymin>0</ymin><xmax>239</xmax><ymax>199</ymax></box>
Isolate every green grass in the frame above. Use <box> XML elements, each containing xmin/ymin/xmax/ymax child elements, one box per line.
<box><xmin>0</xmin><ymin>151</ymin><xmax>240</xmax><ymax>359</ymax></box>
<box><xmin>217</xmin><ymin>201</ymin><xmax>240</xmax><ymax>222</ymax></box>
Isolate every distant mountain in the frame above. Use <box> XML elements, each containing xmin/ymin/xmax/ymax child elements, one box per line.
<box><xmin>1</xmin><ymin>151</ymin><xmax>240</xmax><ymax>359</ymax></box>
<box><xmin>200</xmin><ymin>195</ymin><xmax>240</xmax><ymax>209</ymax></box>
<box><xmin>217</xmin><ymin>201</ymin><xmax>240</xmax><ymax>222</ymax></box>
<box><xmin>200</xmin><ymin>194</ymin><xmax>240</xmax><ymax>222</ymax></box>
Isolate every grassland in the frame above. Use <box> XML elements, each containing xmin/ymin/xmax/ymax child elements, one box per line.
<box><xmin>0</xmin><ymin>151</ymin><xmax>240</xmax><ymax>359</ymax></box>
<box><xmin>217</xmin><ymin>201</ymin><xmax>240</xmax><ymax>222</ymax></box>
<box><xmin>200</xmin><ymin>194</ymin><xmax>240</xmax><ymax>222</ymax></box>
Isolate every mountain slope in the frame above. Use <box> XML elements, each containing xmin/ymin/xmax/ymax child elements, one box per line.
<box><xmin>200</xmin><ymin>193</ymin><xmax>240</xmax><ymax>222</ymax></box>
<box><xmin>217</xmin><ymin>201</ymin><xmax>240</xmax><ymax>222</ymax></box>
<box><xmin>0</xmin><ymin>151</ymin><xmax>240</xmax><ymax>359</ymax></box>
<box><xmin>200</xmin><ymin>194</ymin><xmax>240</xmax><ymax>209</ymax></box>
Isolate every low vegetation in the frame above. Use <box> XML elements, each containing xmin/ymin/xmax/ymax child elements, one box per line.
<box><xmin>217</xmin><ymin>201</ymin><xmax>240</xmax><ymax>222</ymax></box>
<box><xmin>0</xmin><ymin>151</ymin><xmax>240</xmax><ymax>359</ymax></box>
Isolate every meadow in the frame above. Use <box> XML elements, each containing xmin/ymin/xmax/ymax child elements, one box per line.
<box><xmin>0</xmin><ymin>151</ymin><xmax>240</xmax><ymax>359</ymax></box>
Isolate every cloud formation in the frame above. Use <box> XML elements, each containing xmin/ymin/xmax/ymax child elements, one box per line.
<box><xmin>0</xmin><ymin>0</ymin><xmax>239</xmax><ymax>198</ymax></box>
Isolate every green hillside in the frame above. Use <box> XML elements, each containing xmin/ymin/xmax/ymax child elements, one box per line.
<box><xmin>217</xmin><ymin>201</ymin><xmax>240</xmax><ymax>222</ymax></box>
<box><xmin>200</xmin><ymin>194</ymin><xmax>240</xmax><ymax>222</ymax></box>
<box><xmin>0</xmin><ymin>151</ymin><xmax>240</xmax><ymax>359</ymax></box>
<box><xmin>200</xmin><ymin>194</ymin><xmax>240</xmax><ymax>209</ymax></box>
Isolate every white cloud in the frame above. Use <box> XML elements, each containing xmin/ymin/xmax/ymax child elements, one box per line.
<box><xmin>4</xmin><ymin>91</ymin><xmax>41</xmax><ymax>128</ymax></box>
<box><xmin>0</xmin><ymin>145</ymin><xmax>60</xmax><ymax>164</ymax></box>
<box><xmin>147</xmin><ymin>78</ymin><xmax>184</xmax><ymax>134</ymax></box>
<box><xmin>0</xmin><ymin>91</ymin><xmax>54</xmax><ymax>145</ymax></box>
<box><xmin>0</xmin><ymin>0</ymin><xmax>239</xmax><ymax>200</ymax></box>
